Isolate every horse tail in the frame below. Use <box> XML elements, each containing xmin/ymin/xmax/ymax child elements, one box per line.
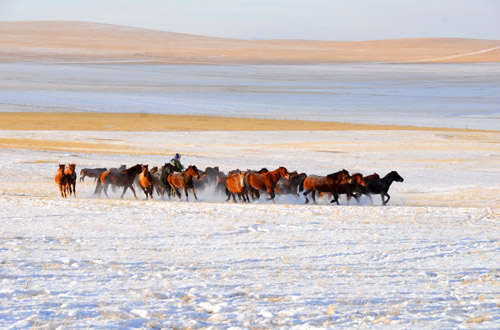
<box><xmin>94</xmin><ymin>174</ymin><xmax>104</xmax><ymax>195</ymax></box>
<box><xmin>298</xmin><ymin>178</ymin><xmax>305</xmax><ymax>192</ymax></box>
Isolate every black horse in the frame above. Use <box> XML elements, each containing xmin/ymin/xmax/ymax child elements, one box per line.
<box><xmin>160</xmin><ymin>163</ymin><xmax>176</xmax><ymax>199</ymax></box>
<box><xmin>364</xmin><ymin>171</ymin><xmax>404</xmax><ymax>205</ymax></box>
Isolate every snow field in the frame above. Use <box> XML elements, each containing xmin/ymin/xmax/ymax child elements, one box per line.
<box><xmin>1</xmin><ymin>196</ymin><xmax>499</xmax><ymax>328</ymax></box>
<box><xmin>0</xmin><ymin>129</ymin><xmax>499</xmax><ymax>328</ymax></box>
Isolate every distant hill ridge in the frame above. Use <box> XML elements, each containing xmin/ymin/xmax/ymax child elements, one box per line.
<box><xmin>1</xmin><ymin>20</ymin><xmax>499</xmax><ymax>63</ymax></box>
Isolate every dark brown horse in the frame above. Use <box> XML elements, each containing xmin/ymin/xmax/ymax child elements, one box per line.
<box><xmin>303</xmin><ymin>169</ymin><xmax>350</xmax><ymax>204</ymax></box>
<box><xmin>364</xmin><ymin>171</ymin><xmax>404</xmax><ymax>205</ymax></box>
<box><xmin>225</xmin><ymin>171</ymin><xmax>249</xmax><ymax>203</ymax></box>
<box><xmin>193</xmin><ymin>174</ymin><xmax>209</xmax><ymax>193</ymax></box>
<box><xmin>95</xmin><ymin>164</ymin><xmax>143</xmax><ymax>199</ymax></box>
<box><xmin>150</xmin><ymin>166</ymin><xmax>165</xmax><ymax>197</ymax></box>
<box><xmin>364</xmin><ymin>173</ymin><xmax>380</xmax><ymax>181</ymax></box>
<box><xmin>215</xmin><ymin>173</ymin><xmax>228</xmax><ymax>196</ymax></box>
<box><xmin>159</xmin><ymin>163</ymin><xmax>176</xmax><ymax>199</ymax></box>
<box><xmin>167</xmin><ymin>165</ymin><xmax>200</xmax><ymax>201</ymax></box>
<box><xmin>245</xmin><ymin>166</ymin><xmax>289</xmax><ymax>202</ymax></box>
<box><xmin>274</xmin><ymin>171</ymin><xmax>307</xmax><ymax>198</ymax></box>
<box><xmin>337</xmin><ymin>173</ymin><xmax>366</xmax><ymax>203</ymax></box>
<box><xmin>80</xmin><ymin>168</ymin><xmax>107</xmax><ymax>182</ymax></box>
<box><xmin>204</xmin><ymin>166</ymin><xmax>220</xmax><ymax>186</ymax></box>
<box><xmin>138</xmin><ymin>164</ymin><xmax>154</xmax><ymax>199</ymax></box>
<box><xmin>64</xmin><ymin>163</ymin><xmax>77</xmax><ymax>197</ymax></box>
<box><xmin>55</xmin><ymin>164</ymin><xmax>67</xmax><ymax>198</ymax></box>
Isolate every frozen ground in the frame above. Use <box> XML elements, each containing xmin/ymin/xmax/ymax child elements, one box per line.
<box><xmin>1</xmin><ymin>129</ymin><xmax>499</xmax><ymax>328</ymax></box>
<box><xmin>1</xmin><ymin>63</ymin><xmax>499</xmax><ymax>130</ymax></box>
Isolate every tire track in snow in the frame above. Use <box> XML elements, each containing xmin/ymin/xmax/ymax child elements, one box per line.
<box><xmin>404</xmin><ymin>44</ymin><xmax>500</xmax><ymax>63</ymax></box>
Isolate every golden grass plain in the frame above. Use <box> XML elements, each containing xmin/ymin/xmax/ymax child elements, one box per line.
<box><xmin>0</xmin><ymin>112</ymin><xmax>483</xmax><ymax>132</ymax></box>
<box><xmin>1</xmin><ymin>21</ymin><xmax>499</xmax><ymax>64</ymax></box>
<box><xmin>0</xmin><ymin>112</ymin><xmax>495</xmax><ymax>155</ymax></box>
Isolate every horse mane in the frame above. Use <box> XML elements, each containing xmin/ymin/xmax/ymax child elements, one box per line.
<box><xmin>126</xmin><ymin>164</ymin><xmax>142</xmax><ymax>174</ymax></box>
<box><xmin>383</xmin><ymin>171</ymin><xmax>396</xmax><ymax>180</ymax></box>
<box><xmin>327</xmin><ymin>169</ymin><xmax>349</xmax><ymax>178</ymax></box>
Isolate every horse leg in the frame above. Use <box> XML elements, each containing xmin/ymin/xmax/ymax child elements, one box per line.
<box><xmin>172</xmin><ymin>187</ymin><xmax>180</xmax><ymax>200</ymax></box>
<box><xmin>103</xmin><ymin>183</ymin><xmax>110</xmax><ymax>198</ymax></box>
<box><xmin>329</xmin><ymin>192</ymin><xmax>340</xmax><ymax>205</ymax></box>
<box><xmin>72</xmin><ymin>183</ymin><xmax>76</xmax><ymax>197</ymax></box>
<box><xmin>303</xmin><ymin>189</ymin><xmax>311</xmax><ymax>204</ymax></box>
<box><xmin>121</xmin><ymin>184</ymin><xmax>137</xmax><ymax>199</ymax></box>
<box><xmin>367</xmin><ymin>194</ymin><xmax>373</xmax><ymax>204</ymax></box>
<box><xmin>311</xmin><ymin>190</ymin><xmax>318</xmax><ymax>204</ymax></box>
<box><xmin>266</xmin><ymin>188</ymin><xmax>276</xmax><ymax>203</ymax></box>
<box><xmin>383</xmin><ymin>192</ymin><xmax>390</xmax><ymax>205</ymax></box>
<box><xmin>191</xmin><ymin>187</ymin><xmax>198</xmax><ymax>201</ymax></box>
<box><xmin>129</xmin><ymin>185</ymin><xmax>138</xmax><ymax>199</ymax></box>
<box><xmin>142</xmin><ymin>187</ymin><xmax>148</xmax><ymax>200</ymax></box>
<box><xmin>94</xmin><ymin>179</ymin><xmax>102</xmax><ymax>196</ymax></box>
<box><xmin>66</xmin><ymin>183</ymin><xmax>71</xmax><ymax>196</ymax></box>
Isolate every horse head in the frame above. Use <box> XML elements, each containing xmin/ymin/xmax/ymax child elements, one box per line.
<box><xmin>328</xmin><ymin>169</ymin><xmax>350</xmax><ymax>185</ymax></box>
<box><xmin>278</xmin><ymin>166</ymin><xmax>290</xmax><ymax>179</ymax></box>
<box><xmin>388</xmin><ymin>171</ymin><xmax>404</xmax><ymax>183</ymax></box>
<box><xmin>187</xmin><ymin>165</ymin><xmax>200</xmax><ymax>179</ymax></box>
<box><xmin>258</xmin><ymin>168</ymin><xmax>269</xmax><ymax>174</ymax></box>
<box><xmin>349</xmin><ymin>173</ymin><xmax>366</xmax><ymax>186</ymax></box>
<box><xmin>162</xmin><ymin>163</ymin><xmax>175</xmax><ymax>173</ymax></box>
<box><xmin>128</xmin><ymin>164</ymin><xmax>143</xmax><ymax>175</ymax></box>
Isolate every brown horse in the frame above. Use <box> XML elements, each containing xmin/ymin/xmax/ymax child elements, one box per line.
<box><xmin>337</xmin><ymin>173</ymin><xmax>366</xmax><ymax>203</ymax></box>
<box><xmin>80</xmin><ymin>167</ymin><xmax>107</xmax><ymax>182</ymax></box>
<box><xmin>245</xmin><ymin>166</ymin><xmax>290</xmax><ymax>202</ymax></box>
<box><xmin>95</xmin><ymin>164</ymin><xmax>143</xmax><ymax>199</ymax></box>
<box><xmin>225</xmin><ymin>171</ymin><xmax>249</xmax><ymax>203</ymax></box>
<box><xmin>245</xmin><ymin>168</ymin><xmax>269</xmax><ymax>199</ymax></box>
<box><xmin>64</xmin><ymin>163</ymin><xmax>77</xmax><ymax>197</ymax></box>
<box><xmin>55</xmin><ymin>164</ymin><xmax>68</xmax><ymax>198</ymax></box>
<box><xmin>274</xmin><ymin>171</ymin><xmax>307</xmax><ymax>198</ymax></box>
<box><xmin>303</xmin><ymin>169</ymin><xmax>350</xmax><ymax>204</ymax></box>
<box><xmin>138</xmin><ymin>165</ymin><xmax>154</xmax><ymax>199</ymax></box>
<box><xmin>167</xmin><ymin>165</ymin><xmax>200</xmax><ymax>201</ymax></box>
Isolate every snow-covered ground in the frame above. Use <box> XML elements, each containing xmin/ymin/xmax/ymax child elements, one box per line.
<box><xmin>1</xmin><ymin>129</ymin><xmax>499</xmax><ymax>328</ymax></box>
<box><xmin>1</xmin><ymin>63</ymin><xmax>499</xmax><ymax>130</ymax></box>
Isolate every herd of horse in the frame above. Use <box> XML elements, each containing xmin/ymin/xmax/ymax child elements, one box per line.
<box><xmin>57</xmin><ymin>163</ymin><xmax>404</xmax><ymax>205</ymax></box>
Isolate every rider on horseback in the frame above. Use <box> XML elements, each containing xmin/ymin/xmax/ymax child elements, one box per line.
<box><xmin>170</xmin><ymin>153</ymin><xmax>184</xmax><ymax>172</ymax></box>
